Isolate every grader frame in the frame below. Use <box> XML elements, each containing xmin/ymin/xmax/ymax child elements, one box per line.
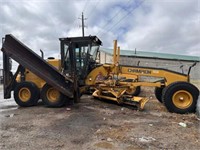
<box><xmin>1</xmin><ymin>34</ymin><xmax>199</xmax><ymax>114</ymax></box>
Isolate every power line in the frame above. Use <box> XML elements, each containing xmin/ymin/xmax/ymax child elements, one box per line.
<box><xmin>98</xmin><ymin>0</ymin><xmax>146</xmax><ymax>37</ymax></box>
<box><xmin>97</xmin><ymin>0</ymin><xmax>133</xmax><ymax>35</ymax></box>
<box><xmin>108</xmin><ymin>0</ymin><xmax>146</xmax><ymax>31</ymax></box>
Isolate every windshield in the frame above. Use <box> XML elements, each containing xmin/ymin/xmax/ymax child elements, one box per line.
<box><xmin>90</xmin><ymin>45</ymin><xmax>100</xmax><ymax>61</ymax></box>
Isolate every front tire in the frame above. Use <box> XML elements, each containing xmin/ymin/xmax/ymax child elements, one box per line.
<box><xmin>14</xmin><ymin>82</ymin><xmax>40</xmax><ymax>107</ymax></box>
<box><xmin>125</xmin><ymin>86</ymin><xmax>141</xmax><ymax>96</ymax></box>
<box><xmin>41</xmin><ymin>84</ymin><xmax>65</xmax><ymax>107</ymax></box>
<box><xmin>162</xmin><ymin>82</ymin><xmax>199</xmax><ymax>114</ymax></box>
<box><xmin>155</xmin><ymin>87</ymin><xmax>164</xmax><ymax>103</ymax></box>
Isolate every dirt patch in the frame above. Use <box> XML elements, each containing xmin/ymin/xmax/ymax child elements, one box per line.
<box><xmin>0</xmin><ymin>88</ymin><xmax>200</xmax><ymax>150</ymax></box>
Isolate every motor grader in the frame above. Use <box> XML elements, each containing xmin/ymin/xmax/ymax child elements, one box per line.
<box><xmin>1</xmin><ymin>34</ymin><xmax>199</xmax><ymax>114</ymax></box>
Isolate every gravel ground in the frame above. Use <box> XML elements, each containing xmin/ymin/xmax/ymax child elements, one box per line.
<box><xmin>0</xmin><ymin>87</ymin><xmax>200</xmax><ymax>150</ymax></box>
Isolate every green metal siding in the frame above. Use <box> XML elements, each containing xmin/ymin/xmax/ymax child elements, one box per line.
<box><xmin>101</xmin><ymin>48</ymin><xmax>200</xmax><ymax>62</ymax></box>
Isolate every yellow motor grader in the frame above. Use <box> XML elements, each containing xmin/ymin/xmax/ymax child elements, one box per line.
<box><xmin>1</xmin><ymin>34</ymin><xmax>199</xmax><ymax>114</ymax></box>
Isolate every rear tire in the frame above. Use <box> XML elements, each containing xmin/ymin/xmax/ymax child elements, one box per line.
<box><xmin>14</xmin><ymin>82</ymin><xmax>40</xmax><ymax>107</ymax></box>
<box><xmin>162</xmin><ymin>82</ymin><xmax>199</xmax><ymax>114</ymax></box>
<box><xmin>41</xmin><ymin>84</ymin><xmax>65</xmax><ymax>107</ymax></box>
<box><xmin>155</xmin><ymin>87</ymin><xmax>164</xmax><ymax>103</ymax></box>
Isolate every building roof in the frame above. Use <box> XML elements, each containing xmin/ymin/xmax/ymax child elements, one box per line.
<box><xmin>100</xmin><ymin>48</ymin><xmax>200</xmax><ymax>62</ymax></box>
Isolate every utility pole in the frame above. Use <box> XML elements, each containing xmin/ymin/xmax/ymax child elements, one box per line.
<box><xmin>79</xmin><ymin>12</ymin><xmax>87</xmax><ymax>37</ymax></box>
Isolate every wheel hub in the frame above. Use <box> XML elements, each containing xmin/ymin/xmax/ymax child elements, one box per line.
<box><xmin>19</xmin><ymin>87</ymin><xmax>31</xmax><ymax>102</ymax></box>
<box><xmin>47</xmin><ymin>88</ymin><xmax>60</xmax><ymax>102</ymax></box>
<box><xmin>179</xmin><ymin>97</ymin><xmax>184</xmax><ymax>101</ymax></box>
<box><xmin>172</xmin><ymin>90</ymin><xmax>193</xmax><ymax>109</ymax></box>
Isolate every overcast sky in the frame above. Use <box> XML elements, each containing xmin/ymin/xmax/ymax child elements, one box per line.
<box><xmin>0</xmin><ymin>0</ymin><xmax>200</xmax><ymax>60</ymax></box>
